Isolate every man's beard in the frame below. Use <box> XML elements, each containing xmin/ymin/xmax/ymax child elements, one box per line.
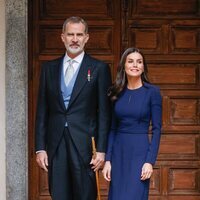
<box><xmin>66</xmin><ymin>45</ymin><xmax>83</xmax><ymax>55</ymax></box>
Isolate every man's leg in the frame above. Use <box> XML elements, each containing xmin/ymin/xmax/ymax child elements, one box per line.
<box><xmin>48</xmin><ymin>133</ymin><xmax>72</xmax><ymax>200</ymax></box>
<box><xmin>64</xmin><ymin>128</ymin><xmax>97</xmax><ymax>200</ymax></box>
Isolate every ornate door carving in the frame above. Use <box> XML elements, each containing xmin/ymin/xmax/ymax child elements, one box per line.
<box><xmin>121</xmin><ymin>1</ymin><xmax>200</xmax><ymax>199</ymax></box>
<box><xmin>29</xmin><ymin>0</ymin><xmax>200</xmax><ymax>199</ymax></box>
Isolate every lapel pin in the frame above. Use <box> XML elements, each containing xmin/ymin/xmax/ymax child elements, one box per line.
<box><xmin>87</xmin><ymin>69</ymin><xmax>91</xmax><ymax>81</ymax></box>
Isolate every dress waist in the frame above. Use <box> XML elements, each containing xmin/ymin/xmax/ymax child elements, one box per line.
<box><xmin>116</xmin><ymin>130</ymin><xmax>148</xmax><ymax>135</ymax></box>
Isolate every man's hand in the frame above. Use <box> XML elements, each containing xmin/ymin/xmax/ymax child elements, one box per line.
<box><xmin>36</xmin><ymin>151</ymin><xmax>48</xmax><ymax>172</ymax></box>
<box><xmin>90</xmin><ymin>152</ymin><xmax>105</xmax><ymax>171</ymax></box>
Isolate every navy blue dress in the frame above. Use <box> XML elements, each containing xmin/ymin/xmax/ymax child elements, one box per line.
<box><xmin>105</xmin><ymin>83</ymin><xmax>162</xmax><ymax>200</ymax></box>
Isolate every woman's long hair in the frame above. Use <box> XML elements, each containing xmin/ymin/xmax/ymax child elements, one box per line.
<box><xmin>108</xmin><ymin>47</ymin><xmax>149</xmax><ymax>101</ymax></box>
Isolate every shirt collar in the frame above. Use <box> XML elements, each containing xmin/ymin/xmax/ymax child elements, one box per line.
<box><xmin>64</xmin><ymin>51</ymin><xmax>85</xmax><ymax>64</ymax></box>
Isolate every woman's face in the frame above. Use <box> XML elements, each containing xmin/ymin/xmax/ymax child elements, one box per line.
<box><xmin>124</xmin><ymin>52</ymin><xmax>144</xmax><ymax>78</ymax></box>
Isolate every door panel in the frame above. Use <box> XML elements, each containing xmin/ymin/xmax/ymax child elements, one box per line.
<box><xmin>29</xmin><ymin>0</ymin><xmax>200</xmax><ymax>199</ymax></box>
<box><xmin>122</xmin><ymin>0</ymin><xmax>200</xmax><ymax>199</ymax></box>
<box><xmin>29</xmin><ymin>0</ymin><xmax>121</xmax><ymax>199</ymax></box>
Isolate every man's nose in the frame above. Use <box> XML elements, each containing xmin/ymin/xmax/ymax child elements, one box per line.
<box><xmin>72</xmin><ymin>35</ymin><xmax>78</xmax><ymax>41</ymax></box>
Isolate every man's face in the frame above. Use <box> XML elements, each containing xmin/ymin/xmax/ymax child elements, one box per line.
<box><xmin>61</xmin><ymin>22</ymin><xmax>89</xmax><ymax>58</ymax></box>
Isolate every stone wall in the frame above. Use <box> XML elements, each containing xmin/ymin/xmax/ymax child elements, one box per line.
<box><xmin>0</xmin><ymin>0</ymin><xmax>6</xmax><ymax>198</ymax></box>
<box><xmin>6</xmin><ymin>0</ymin><xmax>28</xmax><ymax>199</ymax></box>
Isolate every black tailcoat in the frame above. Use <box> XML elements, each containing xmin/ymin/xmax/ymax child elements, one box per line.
<box><xmin>35</xmin><ymin>53</ymin><xmax>112</xmax><ymax>168</ymax></box>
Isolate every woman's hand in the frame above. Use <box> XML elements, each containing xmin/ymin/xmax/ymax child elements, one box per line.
<box><xmin>102</xmin><ymin>161</ymin><xmax>111</xmax><ymax>181</ymax></box>
<box><xmin>141</xmin><ymin>163</ymin><xmax>153</xmax><ymax>180</ymax></box>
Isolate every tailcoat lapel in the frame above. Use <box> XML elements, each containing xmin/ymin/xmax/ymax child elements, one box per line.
<box><xmin>67</xmin><ymin>54</ymin><xmax>94</xmax><ymax>109</ymax></box>
<box><xmin>56</xmin><ymin>55</ymin><xmax>67</xmax><ymax>111</ymax></box>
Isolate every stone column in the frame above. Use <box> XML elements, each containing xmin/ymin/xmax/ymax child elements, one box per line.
<box><xmin>0</xmin><ymin>0</ymin><xmax>6</xmax><ymax>198</ymax></box>
<box><xmin>6</xmin><ymin>0</ymin><xmax>28</xmax><ymax>199</ymax></box>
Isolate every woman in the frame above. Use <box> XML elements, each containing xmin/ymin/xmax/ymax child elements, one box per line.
<box><xmin>102</xmin><ymin>47</ymin><xmax>162</xmax><ymax>200</ymax></box>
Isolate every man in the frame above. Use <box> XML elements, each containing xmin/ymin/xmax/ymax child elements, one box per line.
<box><xmin>35</xmin><ymin>16</ymin><xmax>111</xmax><ymax>200</ymax></box>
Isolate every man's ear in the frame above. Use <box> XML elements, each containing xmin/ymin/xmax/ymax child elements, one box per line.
<box><xmin>85</xmin><ymin>33</ymin><xmax>89</xmax><ymax>43</ymax></box>
<box><xmin>61</xmin><ymin>33</ymin><xmax>64</xmax><ymax>42</ymax></box>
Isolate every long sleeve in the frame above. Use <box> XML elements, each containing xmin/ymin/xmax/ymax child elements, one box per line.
<box><xmin>96</xmin><ymin>63</ymin><xmax>112</xmax><ymax>152</ymax></box>
<box><xmin>105</xmin><ymin>108</ymin><xmax>118</xmax><ymax>161</ymax></box>
<box><xmin>145</xmin><ymin>87</ymin><xmax>162</xmax><ymax>165</ymax></box>
<box><xmin>35</xmin><ymin>63</ymin><xmax>49</xmax><ymax>151</ymax></box>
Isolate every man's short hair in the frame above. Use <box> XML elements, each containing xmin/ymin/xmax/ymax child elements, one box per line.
<box><xmin>62</xmin><ymin>16</ymin><xmax>88</xmax><ymax>33</ymax></box>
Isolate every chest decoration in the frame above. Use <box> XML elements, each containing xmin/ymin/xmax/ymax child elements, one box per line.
<box><xmin>87</xmin><ymin>69</ymin><xmax>91</xmax><ymax>82</ymax></box>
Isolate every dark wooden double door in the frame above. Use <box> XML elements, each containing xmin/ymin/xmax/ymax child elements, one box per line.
<box><xmin>29</xmin><ymin>0</ymin><xmax>200</xmax><ymax>199</ymax></box>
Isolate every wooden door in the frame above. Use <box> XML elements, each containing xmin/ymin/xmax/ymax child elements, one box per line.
<box><xmin>28</xmin><ymin>1</ymin><xmax>121</xmax><ymax>199</ymax></box>
<box><xmin>29</xmin><ymin>0</ymin><xmax>200</xmax><ymax>199</ymax></box>
<box><xmin>122</xmin><ymin>1</ymin><xmax>200</xmax><ymax>199</ymax></box>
